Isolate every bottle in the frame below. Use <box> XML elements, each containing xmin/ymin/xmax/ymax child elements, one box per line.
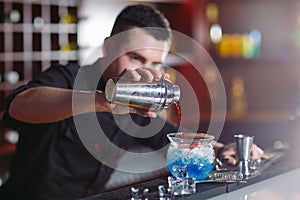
<box><xmin>9</xmin><ymin>9</ymin><xmax>21</xmax><ymax>23</ymax></box>
<box><xmin>105</xmin><ymin>77</ymin><xmax>180</xmax><ymax>112</ymax></box>
<box><xmin>229</xmin><ymin>76</ymin><xmax>248</xmax><ymax>115</ymax></box>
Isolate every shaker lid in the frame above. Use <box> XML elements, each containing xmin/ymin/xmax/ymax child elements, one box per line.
<box><xmin>104</xmin><ymin>78</ymin><xmax>116</xmax><ymax>103</ymax></box>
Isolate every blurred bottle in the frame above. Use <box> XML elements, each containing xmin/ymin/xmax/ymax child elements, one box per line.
<box><xmin>33</xmin><ymin>16</ymin><xmax>44</xmax><ymax>29</ymax></box>
<box><xmin>60</xmin><ymin>12</ymin><xmax>76</xmax><ymax>24</ymax></box>
<box><xmin>4</xmin><ymin>71</ymin><xmax>19</xmax><ymax>84</ymax></box>
<box><xmin>60</xmin><ymin>42</ymin><xmax>77</xmax><ymax>51</ymax></box>
<box><xmin>230</xmin><ymin>76</ymin><xmax>248</xmax><ymax>115</ymax></box>
<box><xmin>9</xmin><ymin>9</ymin><xmax>21</xmax><ymax>23</ymax></box>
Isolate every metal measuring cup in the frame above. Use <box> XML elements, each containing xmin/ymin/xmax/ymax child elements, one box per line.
<box><xmin>234</xmin><ymin>134</ymin><xmax>254</xmax><ymax>176</ymax></box>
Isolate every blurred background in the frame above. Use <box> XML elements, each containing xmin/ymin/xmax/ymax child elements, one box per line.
<box><xmin>0</xmin><ymin>0</ymin><xmax>299</xmax><ymax>182</ymax></box>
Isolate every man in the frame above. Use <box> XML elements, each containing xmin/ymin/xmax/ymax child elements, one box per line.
<box><xmin>0</xmin><ymin>4</ymin><xmax>262</xmax><ymax>199</ymax></box>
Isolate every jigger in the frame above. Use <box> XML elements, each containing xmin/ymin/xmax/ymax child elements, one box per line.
<box><xmin>234</xmin><ymin>134</ymin><xmax>254</xmax><ymax>176</ymax></box>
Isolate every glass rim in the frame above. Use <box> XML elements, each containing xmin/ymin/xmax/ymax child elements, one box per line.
<box><xmin>167</xmin><ymin>132</ymin><xmax>215</xmax><ymax>141</ymax></box>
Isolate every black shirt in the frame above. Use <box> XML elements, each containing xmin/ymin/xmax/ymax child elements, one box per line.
<box><xmin>0</xmin><ymin>62</ymin><xmax>179</xmax><ymax>200</ymax></box>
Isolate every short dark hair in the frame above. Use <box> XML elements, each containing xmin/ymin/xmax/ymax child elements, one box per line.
<box><xmin>110</xmin><ymin>4</ymin><xmax>172</xmax><ymax>42</ymax></box>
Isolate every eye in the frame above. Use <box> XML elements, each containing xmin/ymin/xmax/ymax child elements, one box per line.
<box><xmin>131</xmin><ymin>55</ymin><xmax>140</xmax><ymax>61</ymax></box>
<box><xmin>128</xmin><ymin>53</ymin><xmax>145</xmax><ymax>64</ymax></box>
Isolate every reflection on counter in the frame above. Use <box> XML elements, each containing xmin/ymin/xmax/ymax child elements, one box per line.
<box><xmin>207</xmin><ymin>168</ymin><xmax>300</xmax><ymax>200</ymax></box>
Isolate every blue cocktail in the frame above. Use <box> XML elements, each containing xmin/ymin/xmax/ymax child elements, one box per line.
<box><xmin>166</xmin><ymin>133</ymin><xmax>215</xmax><ymax>181</ymax></box>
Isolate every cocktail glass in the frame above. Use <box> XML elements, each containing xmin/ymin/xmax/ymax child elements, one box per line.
<box><xmin>166</xmin><ymin>133</ymin><xmax>215</xmax><ymax>195</ymax></box>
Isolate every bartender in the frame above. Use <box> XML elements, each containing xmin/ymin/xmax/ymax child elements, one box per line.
<box><xmin>0</xmin><ymin>4</ymin><xmax>263</xmax><ymax>200</ymax></box>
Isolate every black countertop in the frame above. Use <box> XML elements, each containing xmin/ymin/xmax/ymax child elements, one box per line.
<box><xmin>82</xmin><ymin>150</ymin><xmax>300</xmax><ymax>200</ymax></box>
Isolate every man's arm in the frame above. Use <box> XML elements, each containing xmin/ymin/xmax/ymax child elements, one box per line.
<box><xmin>8</xmin><ymin>68</ymin><xmax>170</xmax><ymax>124</ymax></box>
<box><xmin>8</xmin><ymin>85</ymin><xmax>158</xmax><ymax>124</ymax></box>
<box><xmin>8</xmin><ymin>86</ymin><xmax>109</xmax><ymax>124</ymax></box>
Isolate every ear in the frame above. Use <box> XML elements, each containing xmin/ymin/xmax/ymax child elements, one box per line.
<box><xmin>102</xmin><ymin>37</ymin><xmax>111</xmax><ymax>57</ymax></box>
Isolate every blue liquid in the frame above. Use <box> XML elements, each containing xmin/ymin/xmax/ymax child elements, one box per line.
<box><xmin>167</xmin><ymin>148</ymin><xmax>215</xmax><ymax>180</ymax></box>
<box><xmin>167</xmin><ymin>158</ymin><xmax>214</xmax><ymax>180</ymax></box>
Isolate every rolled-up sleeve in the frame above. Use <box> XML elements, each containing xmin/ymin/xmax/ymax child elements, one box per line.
<box><xmin>2</xmin><ymin>64</ymin><xmax>78</xmax><ymax>128</ymax></box>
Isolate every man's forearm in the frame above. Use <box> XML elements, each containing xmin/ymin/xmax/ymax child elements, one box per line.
<box><xmin>8</xmin><ymin>87</ymin><xmax>109</xmax><ymax>123</ymax></box>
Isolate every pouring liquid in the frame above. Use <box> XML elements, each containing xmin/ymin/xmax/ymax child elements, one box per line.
<box><xmin>175</xmin><ymin>102</ymin><xmax>184</xmax><ymax>139</ymax></box>
<box><xmin>168</xmin><ymin>102</ymin><xmax>215</xmax><ymax>180</ymax></box>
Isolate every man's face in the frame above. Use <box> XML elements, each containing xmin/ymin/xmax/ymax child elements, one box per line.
<box><xmin>102</xmin><ymin>28</ymin><xmax>170</xmax><ymax>81</ymax></box>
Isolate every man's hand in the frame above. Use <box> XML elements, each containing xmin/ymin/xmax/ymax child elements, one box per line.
<box><xmin>121</xmin><ymin>67</ymin><xmax>170</xmax><ymax>82</ymax></box>
<box><xmin>102</xmin><ymin>67</ymin><xmax>170</xmax><ymax>118</ymax></box>
<box><xmin>218</xmin><ymin>143</ymin><xmax>264</xmax><ymax>166</ymax></box>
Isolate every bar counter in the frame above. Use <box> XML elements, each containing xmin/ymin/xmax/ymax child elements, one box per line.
<box><xmin>82</xmin><ymin>150</ymin><xmax>299</xmax><ymax>200</ymax></box>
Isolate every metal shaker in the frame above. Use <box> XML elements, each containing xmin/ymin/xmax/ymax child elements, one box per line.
<box><xmin>104</xmin><ymin>77</ymin><xmax>180</xmax><ymax>112</ymax></box>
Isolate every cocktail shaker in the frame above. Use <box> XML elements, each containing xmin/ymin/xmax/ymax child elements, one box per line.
<box><xmin>105</xmin><ymin>77</ymin><xmax>180</xmax><ymax>112</ymax></box>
